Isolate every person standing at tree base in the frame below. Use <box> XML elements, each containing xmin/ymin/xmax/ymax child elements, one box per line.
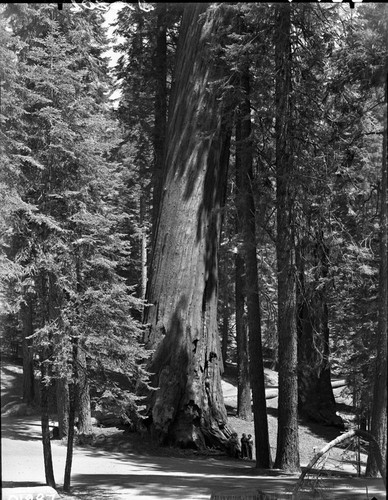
<box><xmin>227</xmin><ymin>432</ymin><xmax>241</xmax><ymax>458</ymax></box>
<box><xmin>247</xmin><ymin>434</ymin><xmax>253</xmax><ymax>460</ymax></box>
<box><xmin>241</xmin><ymin>433</ymin><xmax>248</xmax><ymax>459</ymax></box>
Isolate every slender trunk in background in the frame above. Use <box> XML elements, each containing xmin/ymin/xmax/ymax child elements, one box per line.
<box><xmin>143</xmin><ymin>3</ymin><xmax>232</xmax><ymax>449</ymax></box>
<box><xmin>235</xmin><ymin>100</ymin><xmax>251</xmax><ymax>417</ymax></box>
<box><xmin>274</xmin><ymin>3</ymin><xmax>300</xmax><ymax>472</ymax></box>
<box><xmin>41</xmin><ymin>370</ymin><xmax>56</xmax><ymax>488</ymax></box>
<box><xmin>75</xmin><ymin>348</ymin><xmax>92</xmax><ymax>435</ymax></box>
<box><xmin>64</xmin><ymin>256</ymin><xmax>92</xmax><ymax>492</ymax></box>
<box><xmin>56</xmin><ymin>378</ymin><xmax>70</xmax><ymax>438</ymax></box>
<box><xmin>147</xmin><ymin>3</ymin><xmax>167</xmax><ymax>316</ymax></box>
<box><xmin>236</xmin><ymin>61</ymin><xmax>271</xmax><ymax>468</ymax></box>
<box><xmin>39</xmin><ymin>270</ymin><xmax>56</xmax><ymax>487</ymax></box>
<box><xmin>221</xmin><ymin>299</ymin><xmax>229</xmax><ymax>365</ymax></box>
<box><xmin>63</xmin><ymin>383</ymin><xmax>76</xmax><ymax>492</ymax></box>
<box><xmin>366</xmin><ymin>55</ymin><xmax>387</xmax><ymax>478</ymax></box>
<box><xmin>63</xmin><ymin>348</ymin><xmax>77</xmax><ymax>493</ymax></box>
<box><xmin>21</xmin><ymin>300</ymin><xmax>35</xmax><ymax>405</ymax></box>
<box><xmin>235</xmin><ymin>251</ymin><xmax>251</xmax><ymax>420</ymax></box>
<box><xmin>141</xmin><ymin>227</ymin><xmax>147</xmax><ymax>302</ymax></box>
<box><xmin>74</xmin><ymin>258</ymin><xmax>92</xmax><ymax>435</ymax></box>
<box><xmin>297</xmin><ymin>234</ymin><xmax>343</xmax><ymax>428</ymax></box>
<box><xmin>152</xmin><ymin>2</ymin><xmax>167</xmax><ymax>239</ymax></box>
<box><xmin>140</xmin><ymin>193</ymin><xmax>148</xmax><ymax>320</ymax></box>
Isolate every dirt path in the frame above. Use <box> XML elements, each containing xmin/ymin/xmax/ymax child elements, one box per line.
<box><xmin>2</xmin><ymin>415</ymin><xmax>386</xmax><ymax>499</ymax></box>
<box><xmin>1</xmin><ymin>359</ymin><xmax>386</xmax><ymax>499</ymax></box>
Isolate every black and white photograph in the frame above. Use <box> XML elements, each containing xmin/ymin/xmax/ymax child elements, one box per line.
<box><xmin>1</xmin><ymin>1</ymin><xmax>386</xmax><ymax>499</ymax></box>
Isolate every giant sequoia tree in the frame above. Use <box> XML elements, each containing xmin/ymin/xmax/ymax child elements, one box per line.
<box><xmin>143</xmin><ymin>3</ymin><xmax>232</xmax><ymax>448</ymax></box>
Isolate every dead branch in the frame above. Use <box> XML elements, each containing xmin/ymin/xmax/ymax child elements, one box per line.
<box><xmin>292</xmin><ymin>429</ymin><xmax>386</xmax><ymax>498</ymax></box>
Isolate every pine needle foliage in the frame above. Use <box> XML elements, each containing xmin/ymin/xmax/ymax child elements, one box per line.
<box><xmin>0</xmin><ymin>3</ymin><xmax>151</xmax><ymax>425</ymax></box>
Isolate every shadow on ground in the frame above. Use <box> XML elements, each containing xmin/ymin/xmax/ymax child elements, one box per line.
<box><xmin>1</xmin><ymin>415</ymin><xmax>42</xmax><ymax>441</ymax></box>
<box><xmin>69</xmin><ymin>454</ymin><xmax>300</xmax><ymax>500</ymax></box>
<box><xmin>1</xmin><ymin>361</ymin><xmax>24</xmax><ymax>409</ymax></box>
<box><xmin>68</xmin><ymin>451</ymin><xmax>385</xmax><ymax>500</ymax></box>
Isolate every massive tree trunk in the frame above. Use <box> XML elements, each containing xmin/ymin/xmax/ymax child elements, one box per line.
<box><xmin>274</xmin><ymin>3</ymin><xmax>300</xmax><ymax>472</ymax></box>
<box><xmin>143</xmin><ymin>3</ymin><xmax>232</xmax><ymax>449</ymax></box>
<box><xmin>297</xmin><ymin>235</ymin><xmax>343</xmax><ymax>428</ymax></box>
<box><xmin>366</xmin><ymin>60</ymin><xmax>387</xmax><ymax>477</ymax></box>
<box><xmin>235</xmin><ymin>62</ymin><xmax>271</xmax><ymax>468</ymax></box>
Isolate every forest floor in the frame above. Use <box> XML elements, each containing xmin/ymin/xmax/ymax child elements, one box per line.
<box><xmin>1</xmin><ymin>355</ymin><xmax>386</xmax><ymax>500</ymax></box>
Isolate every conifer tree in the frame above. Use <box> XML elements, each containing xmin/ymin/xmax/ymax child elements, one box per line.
<box><xmin>1</xmin><ymin>3</ymin><xmax>150</xmax><ymax>490</ymax></box>
<box><xmin>142</xmin><ymin>3</ymin><xmax>233</xmax><ymax>448</ymax></box>
<box><xmin>273</xmin><ymin>3</ymin><xmax>300</xmax><ymax>472</ymax></box>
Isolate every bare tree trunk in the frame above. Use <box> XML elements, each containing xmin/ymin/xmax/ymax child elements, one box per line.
<box><xmin>38</xmin><ymin>270</ymin><xmax>56</xmax><ymax>487</ymax></box>
<box><xmin>152</xmin><ymin>1</ymin><xmax>167</xmax><ymax>236</ymax></box>
<box><xmin>141</xmin><ymin>226</ymin><xmax>147</xmax><ymax>302</ymax></box>
<box><xmin>235</xmin><ymin>54</ymin><xmax>252</xmax><ymax>420</ymax></box>
<box><xmin>140</xmin><ymin>193</ymin><xmax>148</xmax><ymax>321</ymax></box>
<box><xmin>274</xmin><ymin>3</ymin><xmax>300</xmax><ymax>472</ymax></box>
<box><xmin>220</xmin><ymin>298</ymin><xmax>229</xmax><ymax>366</ymax></box>
<box><xmin>63</xmin><ymin>256</ymin><xmax>91</xmax><ymax>491</ymax></box>
<box><xmin>63</xmin><ymin>376</ymin><xmax>76</xmax><ymax>492</ymax></box>
<box><xmin>143</xmin><ymin>3</ymin><xmax>232</xmax><ymax>449</ymax></box>
<box><xmin>235</xmin><ymin>252</ymin><xmax>251</xmax><ymax>420</ymax></box>
<box><xmin>235</xmin><ymin>94</ymin><xmax>251</xmax><ymax>418</ymax></box>
<box><xmin>75</xmin><ymin>348</ymin><xmax>92</xmax><ymax>435</ymax></box>
<box><xmin>366</xmin><ymin>58</ymin><xmax>387</xmax><ymax>478</ymax></box>
<box><xmin>297</xmin><ymin>236</ymin><xmax>343</xmax><ymax>428</ymax></box>
<box><xmin>56</xmin><ymin>378</ymin><xmax>69</xmax><ymax>438</ymax></box>
<box><xmin>40</xmin><ymin>361</ymin><xmax>56</xmax><ymax>488</ymax></box>
<box><xmin>21</xmin><ymin>300</ymin><xmax>35</xmax><ymax>404</ymax></box>
<box><xmin>236</xmin><ymin>61</ymin><xmax>271</xmax><ymax>468</ymax></box>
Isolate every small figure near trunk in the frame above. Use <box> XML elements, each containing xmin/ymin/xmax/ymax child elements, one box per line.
<box><xmin>240</xmin><ymin>433</ymin><xmax>249</xmax><ymax>459</ymax></box>
<box><xmin>247</xmin><ymin>434</ymin><xmax>253</xmax><ymax>459</ymax></box>
<box><xmin>227</xmin><ymin>432</ymin><xmax>241</xmax><ymax>459</ymax></box>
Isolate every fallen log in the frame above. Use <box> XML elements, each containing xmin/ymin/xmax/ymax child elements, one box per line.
<box><xmin>292</xmin><ymin>429</ymin><xmax>386</xmax><ymax>499</ymax></box>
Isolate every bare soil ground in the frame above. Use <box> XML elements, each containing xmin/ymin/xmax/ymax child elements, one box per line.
<box><xmin>1</xmin><ymin>356</ymin><xmax>385</xmax><ymax>499</ymax></box>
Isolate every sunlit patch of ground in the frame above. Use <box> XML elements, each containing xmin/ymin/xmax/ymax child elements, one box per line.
<box><xmin>2</xmin><ymin>356</ymin><xmax>384</xmax><ymax>500</ymax></box>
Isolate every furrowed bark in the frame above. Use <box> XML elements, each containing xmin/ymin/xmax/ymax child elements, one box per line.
<box><xmin>235</xmin><ymin>58</ymin><xmax>271</xmax><ymax>467</ymax></box>
<box><xmin>143</xmin><ymin>3</ymin><xmax>232</xmax><ymax>449</ymax></box>
<box><xmin>274</xmin><ymin>3</ymin><xmax>300</xmax><ymax>472</ymax></box>
<box><xmin>366</xmin><ymin>52</ymin><xmax>387</xmax><ymax>478</ymax></box>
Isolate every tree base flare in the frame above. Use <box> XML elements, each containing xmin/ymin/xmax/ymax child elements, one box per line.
<box><xmin>155</xmin><ymin>420</ymin><xmax>232</xmax><ymax>451</ymax></box>
<box><xmin>300</xmin><ymin>403</ymin><xmax>344</xmax><ymax>429</ymax></box>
